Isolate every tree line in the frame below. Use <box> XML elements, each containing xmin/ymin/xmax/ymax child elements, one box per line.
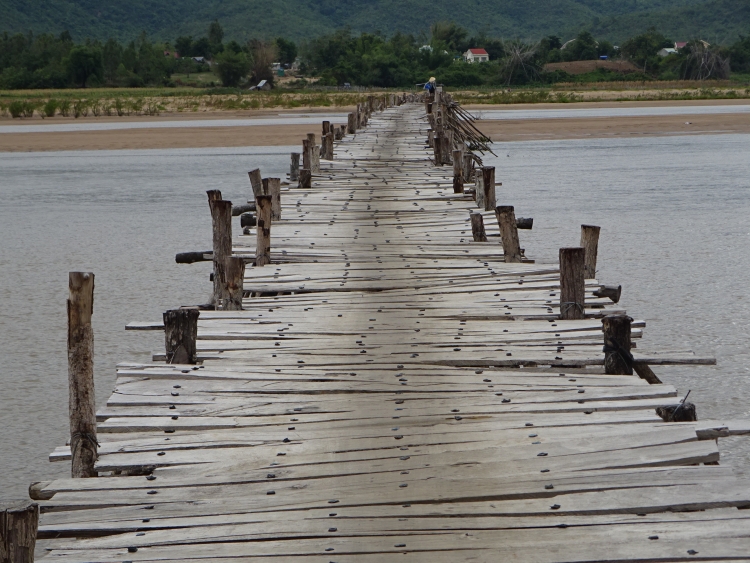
<box><xmin>1</xmin><ymin>20</ymin><xmax>749</xmax><ymax>90</ymax></box>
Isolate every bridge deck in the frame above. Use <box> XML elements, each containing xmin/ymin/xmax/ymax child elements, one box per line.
<box><xmin>36</xmin><ymin>103</ymin><xmax>750</xmax><ymax>562</ymax></box>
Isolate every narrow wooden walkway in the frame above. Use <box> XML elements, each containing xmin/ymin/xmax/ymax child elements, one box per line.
<box><xmin>36</xmin><ymin>102</ymin><xmax>750</xmax><ymax>562</ymax></box>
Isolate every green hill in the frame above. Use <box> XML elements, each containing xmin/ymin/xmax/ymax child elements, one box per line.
<box><xmin>1</xmin><ymin>0</ymin><xmax>748</xmax><ymax>43</ymax></box>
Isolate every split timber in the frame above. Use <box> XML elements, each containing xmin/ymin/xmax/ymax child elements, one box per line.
<box><xmin>35</xmin><ymin>102</ymin><xmax>750</xmax><ymax>562</ymax></box>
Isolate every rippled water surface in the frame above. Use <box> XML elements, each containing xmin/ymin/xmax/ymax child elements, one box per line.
<box><xmin>1</xmin><ymin>127</ymin><xmax>749</xmax><ymax>498</ymax></box>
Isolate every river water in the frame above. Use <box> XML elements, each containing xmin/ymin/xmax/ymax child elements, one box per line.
<box><xmin>1</xmin><ymin>113</ymin><xmax>749</xmax><ymax>499</ymax></box>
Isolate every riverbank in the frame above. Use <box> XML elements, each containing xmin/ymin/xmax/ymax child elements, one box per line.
<box><xmin>1</xmin><ymin>99</ymin><xmax>749</xmax><ymax>151</ymax></box>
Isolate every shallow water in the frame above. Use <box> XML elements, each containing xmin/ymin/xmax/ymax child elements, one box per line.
<box><xmin>0</xmin><ymin>113</ymin><xmax>348</xmax><ymax>134</ymax></box>
<box><xmin>1</xmin><ymin>128</ymin><xmax>749</xmax><ymax>499</ymax></box>
<box><xmin>476</xmin><ymin>104</ymin><xmax>750</xmax><ymax>120</ymax></box>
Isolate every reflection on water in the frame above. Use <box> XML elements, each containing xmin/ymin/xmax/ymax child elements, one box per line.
<box><xmin>1</xmin><ymin>131</ymin><xmax>749</xmax><ymax>498</ymax></box>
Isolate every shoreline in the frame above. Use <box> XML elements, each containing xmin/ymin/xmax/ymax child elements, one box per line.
<box><xmin>1</xmin><ymin>99</ymin><xmax>749</xmax><ymax>152</ymax></box>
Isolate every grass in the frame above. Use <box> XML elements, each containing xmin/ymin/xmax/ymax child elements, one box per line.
<box><xmin>2</xmin><ymin>80</ymin><xmax>750</xmax><ymax>118</ymax></box>
<box><xmin>0</xmin><ymin>87</ymin><xmax>378</xmax><ymax>118</ymax></box>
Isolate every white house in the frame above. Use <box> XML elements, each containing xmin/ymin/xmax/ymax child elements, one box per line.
<box><xmin>464</xmin><ymin>48</ymin><xmax>489</xmax><ymax>63</ymax></box>
<box><xmin>658</xmin><ymin>48</ymin><xmax>677</xmax><ymax>57</ymax></box>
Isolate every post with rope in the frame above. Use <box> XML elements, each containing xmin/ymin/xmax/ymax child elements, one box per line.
<box><xmin>580</xmin><ymin>224</ymin><xmax>600</xmax><ymax>279</ymax></box>
<box><xmin>602</xmin><ymin>314</ymin><xmax>634</xmax><ymax>375</ymax></box>
<box><xmin>67</xmin><ymin>271</ymin><xmax>98</xmax><ymax>478</ymax></box>
<box><xmin>163</xmin><ymin>308</ymin><xmax>199</xmax><ymax>364</ymax></box>
<box><xmin>559</xmin><ymin>247</ymin><xmax>586</xmax><ymax>320</ymax></box>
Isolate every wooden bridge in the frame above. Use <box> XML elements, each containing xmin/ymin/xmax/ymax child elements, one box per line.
<box><xmin>20</xmin><ymin>95</ymin><xmax>750</xmax><ymax>562</ymax></box>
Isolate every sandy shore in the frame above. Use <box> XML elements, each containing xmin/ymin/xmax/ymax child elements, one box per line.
<box><xmin>1</xmin><ymin>100</ymin><xmax>749</xmax><ymax>152</ymax></box>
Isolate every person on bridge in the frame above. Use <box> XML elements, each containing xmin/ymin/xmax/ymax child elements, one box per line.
<box><xmin>424</xmin><ymin>77</ymin><xmax>436</xmax><ymax>94</ymax></box>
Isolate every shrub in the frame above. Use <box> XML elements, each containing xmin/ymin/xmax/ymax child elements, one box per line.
<box><xmin>8</xmin><ymin>101</ymin><xmax>24</xmax><ymax>118</ymax></box>
<box><xmin>43</xmin><ymin>99</ymin><xmax>58</xmax><ymax>117</ymax></box>
<box><xmin>114</xmin><ymin>98</ymin><xmax>125</xmax><ymax>116</ymax></box>
<box><xmin>73</xmin><ymin>99</ymin><xmax>89</xmax><ymax>118</ymax></box>
<box><xmin>90</xmin><ymin>100</ymin><xmax>101</xmax><ymax>117</ymax></box>
<box><xmin>59</xmin><ymin>100</ymin><xmax>71</xmax><ymax>117</ymax></box>
<box><xmin>21</xmin><ymin>101</ymin><xmax>36</xmax><ymax>117</ymax></box>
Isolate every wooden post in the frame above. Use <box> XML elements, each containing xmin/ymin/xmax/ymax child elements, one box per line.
<box><xmin>208</xmin><ymin>191</ymin><xmax>232</xmax><ymax>305</ymax></box>
<box><xmin>311</xmin><ymin>145</ymin><xmax>320</xmax><ymax>173</ymax></box>
<box><xmin>475</xmin><ymin>172</ymin><xmax>484</xmax><ymax>207</ymax></box>
<box><xmin>1</xmin><ymin>500</ymin><xmax>38</xmax><ymax>563</ymax></box>
<box><xmin>298</xmin><ymin>169</ymin><xmax>311</xmax><ymax>190</ymax></box>
<box><xmin>495</xmin><ymin>206</ymin><xmax>522</xmax><ymax>263</ymax></box>
<box><xmin>441</xmin><ymin>135</ymin><xmax>452</xmax><ymax>165</ymax></box>
<box><xmin>602</xmin><ymin>314</ymin><xmax>634</xmax><ymax>375</ymax></box>
<box><xmin>347</xmin><ymin>112</ymin><xmax>356</xmax><ymax>134</ymax></box>
<box><xmin>470</xmin><ymin>212</ymin><xmax>487</xmax><ymax>242</ymax></box>
<box><xmin>221</xmin><ymin>257</ymin><xmax>245</xmax><ymax>311</ymax></box>
<box><xmin>427</xmin><ymin>129</ymin><xmax>434</xmax><ymax>148</ymax></box>
<box><xmin>482</xmin><ymin>167</ymin><xmax>496</xmax><ymax>211</ymax></box>
<box><xmin>334</xmin><ymin>127</ymin><xmax>343</xmax><ymax>141</ymax></box>
<box><xmin>255</xmin><ymin>195</ymin><xmax>272</xmax><ymax>267</ymax></box>
<box><xmin>322</xmin><ymin>120</ymin><xmax>330</xmax><ymax>135</ymax></box>
<box><xmin>247</xmin><ymin>169</ymin><xmax>262</xmax><ymax>199</ymax></box>
<box><xmin>452</xmin><ymin>150</ymin><xmax>463</xmax><ymax>193</ymax></box>
<box><xmin>559</xmin><ymin>247</ymin><xmax>586</xmax><ymax>320</ymax></box>
<box><xmin>263</xmin><ymin>178</ymin><xmax>281</xmax><ymax>221</ymax></box>
<box><xmin>163</xmin><ymin>308</ymin><xmax>199</xmax><ymax>363</ymax></box>
<box><xmin>289</xmin><ymin>153</ymin><xmax>300</xmax><ymax>182</ymax></box>
<box><xmin>580</xmin><ymin>224</ymin><xmax>601</xmax><ymax>279</ymax></box>
<box><xmin>302</xmin><ymin>139</ymin><xmax>311</xmax><ymax>171</ymax></box>
<box><xmin>67</xmin><ymin>271</ymin><xmax>97</xmax><ymax>479</ymax></box>
<box><xmin>433</xmin><ymin>132</ymin><xmax>443</xmax><ymax>165</ymax></box>
<box><xmin>463</xmin><ymin>153</ymin><xmax>473</xmax><ymax>182</ymax></box>
<box><xmin>323</xmin><ymin>132</ymin><xmax>334</xmax><ymax>160</ymax></box>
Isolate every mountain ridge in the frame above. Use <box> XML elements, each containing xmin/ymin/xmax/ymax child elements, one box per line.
<box><xmin>1</xmin><ymin>0</ymin><xmax>747</xmax><ymax>44</ymax></box>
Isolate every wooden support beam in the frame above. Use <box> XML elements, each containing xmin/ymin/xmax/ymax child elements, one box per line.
<box><xmin>594</xmin><ymin>284</ymin><xmax>622</xmax><ymax>303</ymax></box>
<box><xmin>347</xmin><ymin>112</ymin><xmax>356</xmax><ymax>134</ymax></box>
<box><xmin>247</xmin><ymin>169</ymin><xmax>262</xmax><ymax>199</ymax></box>
<box><xmin>289</xmin><ymin>153</ymin><xmax>299</xmax><ymax>182</ymax></box>
<box><xmin>602</xmin><ymin>314</ymin><xmax>634</xmax><ymax>375</ymax></box>
<box><xmin>495</xmin><ymin>206</ymin><xmax>522</xmax><ymax>263</ymax></box>
<box><xmin>163</xmin><ymin>308</ymin><xmax>199</xmax><ymax>364</ymax></box>
<box><xmin>67</xmin><ymin>271</ymin><xmax>97</xmax><ymax>478</ymax></box>
<box><xmin>559</xmin><ymin>247</ymin><xmax>586</xmax><ymax>320</ymax></box>
<box><xmin>311</xmin><ymin>145</ymin><xmax>321</xmax><ymax>173</ymax></box>
<box><xmin>1</xmin><ymin>500</ymin><xmax>38</xmax><ymax>563</ymax></box>
<box><xmin>634</xmin><ymin>363</ymin><xmax>663</xmax><ymax>385</ymax></box>
<box><xmin>255</xmin><ymin>195</ymin><xmax>272</xmax><ymax>267</ymax></box>
<box><xmin>207</xmin><ymin>192</ymin><xmax>232</xmax><ymax>305</ymax></box>
<box><xmin>470</xmin><ymin>212</ymin><xmax>487</xmax><ymax>242</ymax></box>
<box><xmin>475</xmin><ymin>169</ymin><xmax>484</xmax><ymax>206</ymax></box>
<box><xmin>452</xmin><ymin>149</ymin><xmax>463</xmax><ymax>193</ymax></box>
<box><xmin>482</xmin><ymin>167</ymin><xmax>496</xmax><ymax>211</ymax></box>
<box><xmin>516</xmin><ymin>217</ymin><xmax>533</xmax><ymax>229</ymax></box>
<box><xmin>263</xmin><ymin>178</ymin><xmax>281</xmax><ymax>221</ymax></box>
<box><xmin>580</xmin><ymin>224</ymin><xmax>601</xmax><ymax>279</ymax></box>
<box><xmin>322</xmin><ymin>120</ymin><xmax>330</xmax><ymax>135</ymax></box>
